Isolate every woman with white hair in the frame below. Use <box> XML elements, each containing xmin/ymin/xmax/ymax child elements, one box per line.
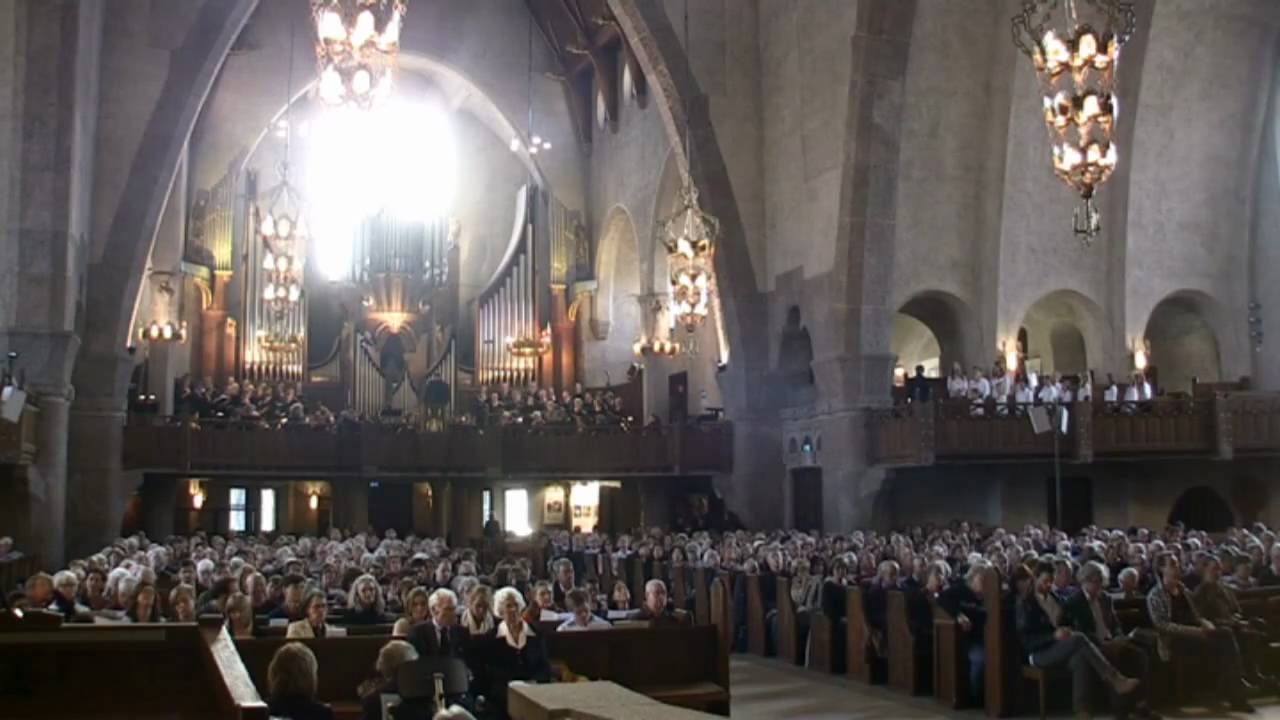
<box><xmin>345</xmin><ymin>574</ymin><xmax>386</xmax><ymax>625</ymax></box>
<box><xmin>48</xmin><ymin>570</ymin><xmax>87</xmax><ymax>620</ymax></box>
<box><xmin>358</xmin><ymin>639</ymin><xmax>418</xmax><ymax>720</ymax></box>
<box><xmin>480</xmin><ymin>585</ymin><xmax>551</xmax><ymax>716</ymax></box>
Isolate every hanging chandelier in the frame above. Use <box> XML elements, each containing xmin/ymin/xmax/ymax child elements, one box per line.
<box><xmin>136</xmin><ymin>278</ymin><xmax>188</xmax><ymax>344</ymax></box>
<box><xmin>632</xmin><ymin>336</ymin><xmax>682</xmax><ymax>359</ymax></box>
<box><xmin>658</xmin><ymin>184</ymin><xmax>718</xmax><ymax>333</ymax></box>
<box><xmin>312</xmin><ymin>0</ymin><xmax>405</xmax><ymax>110</ymax></box>
<box><xmin>659</xmin><ymin>1</ymin><xmax>720</xmax><ymax>333</ymax></box>
<box><xmin>505</xmin><ymin>324</ymin><xmax>552</xmax><ymax>359</ymax></box>
<box><xmin>1013</xmin><ymin>0</ymin><xmax>1135</xmax><ymax>245</ymax></box>
<box><xmin>257</xmin><ymin>179</ymin><xmax>307</xmax><ymax>314</ymax></box>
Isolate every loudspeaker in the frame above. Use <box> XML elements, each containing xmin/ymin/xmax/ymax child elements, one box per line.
<box><xmin>1</xmin><ymin>386</ymin><xmax>26</xmax><ymax>423</ymax></box>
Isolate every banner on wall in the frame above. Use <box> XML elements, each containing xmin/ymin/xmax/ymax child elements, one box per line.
<box><xmin>544</xmin><ymin>486</ymin><xmax>566</xmax><ymax>525</ymax></box>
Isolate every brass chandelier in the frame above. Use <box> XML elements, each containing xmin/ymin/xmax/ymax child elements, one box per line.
<box><xmin>505</xmin><ymin>324</ymin><xmax>552</xmax><ymax>359</ymax></box>
<box><xmin>659</xmin><ymin>0</ymin><xmax>720</xmax><ymax>333</ymax></box>
<box><xmin>1013</xmin><ymin>0</ymin><xmax>1136</xmax><ymax>245</ymax></box>
<box><xmin>312</xmin><ymin>0</ymin><xmax>405</xmax><ymax>109</ymax></box>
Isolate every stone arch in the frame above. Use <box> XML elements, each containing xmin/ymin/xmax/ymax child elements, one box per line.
<box><xmin>592</xmin><ymin>205</ymin><xmax>643</xmax><ymax>344</ymax></box>
<box><xmin>1020</xmin><ymin>290</ymin><xmax>1108</xmax><ymax>376</ymax></box>
<box><xmin>608</xmin><ymin>1</ymin><xmax>765</xmax><ymax>409</ymax></box>
<box><xmin>1167</xmin><ymin>486</ymin><xmax>1235</xmax><ymax>533</ymax></box>
<box><xmin>1143</xmin><ymin>290</ymin><xmax>1224</xmax><ymax>394</ymax></box>
<box><xmin>894</xmin><ymin>291</ymin><xmax>981</xmax><ymax>376</ymax></box>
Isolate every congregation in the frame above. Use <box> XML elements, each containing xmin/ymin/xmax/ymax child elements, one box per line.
<box><xmin>5</xmin><ymin>519</ymin><xmax>1280</xmax><ymax>718</ymax></box>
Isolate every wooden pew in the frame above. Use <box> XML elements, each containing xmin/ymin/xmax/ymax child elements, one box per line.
<box><xmin>629</xmin><ymin>556</ymin><xmax>646</xmax><ymax>608</ymax></box>
<box><xmin>547</xmin><ymin>625</ymin><xmax>729</xmax><ymax>715</ymax></box>
<box><xmin>672</xmin><ymin>564</ymin><xmax>689</xmax><ymax>612</ymax></box>
<box><xmin>981</xmin><ymin>566</ymin><xmax>1013</xmax><ymax>718</ymax></box>
<box><xmin>693</xmin><ymin>567</ymin><xmax>711</xmax><ymax>626</ymax></box>
<box><xmin>745</xmin><ymin>574</ymin><xmax>768</xmax><ymax>656</ymax></box>
<box><xmin>846</xmin><ymin>585</ymin><xmax>886</xmax><ymax>684</ymax></box>
<box><xmin>0</xmin><ymin>555</ymin><xmax>39</xmax><ymax>597</ymax></box>
<box><xmin>807</xmin><ymin>581</ymin><xmax>845</xmax><ymax>674</ymax></box>
<box><xmin>710</xmin><ymin>576</ymin><xmax>733</xmax><ymax>662</ymax></box>
<box><xmin>0</xmin><ymin>620</ymin><xmax>267</xmax><ymax>719</ymax></box>
<box><xmin>651</xmin><ymin>560</ymin><xmax>667</xmax><ymax>594</ymax></box>
<box><xmin>236</xmin><ymin>636</ymin><xmax>384</xmax><ymax>719</ymax></box>
<box><xmin>933</xmin><ymin>602</ymin><xmax>965</xmax><ymax>708</ymax></box>
<box><xmin>775</xmin><ymin>576</ymin><xmax>802</xmax><ymax>665</ymax></box>
<box><xmin>886</xmin><ymin>590</ymin><xmax>930</xmax><ymax>695</ymax></box>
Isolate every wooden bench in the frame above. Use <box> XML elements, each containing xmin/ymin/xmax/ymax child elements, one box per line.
<box><xmin>745</xmin><ymin>574</ymin><xmax>768</xmax><ymax>656</ymax></box>
<box><xmin>932</xmin><ymin>603</ymin><xmax>966</xmax><ymax>708</ymax></box>
<box><xmin>546</xmin><ymin>625</ymin><xmax>729</xmax><ymax>715</ymax></box>
<box><xmin>236</xmin><ymin>635</ymin><xmax>384</xmax><ymax>720</ymax></box>
<box><xmin>846</xmin><ymin>585</ymin><xmax>886</xmax><ymax>684</ymax></box>
<box><xmin>774</xmin><ymin>576</ymin><xmax>804</xmax><ymax>665</ymax></box>
<box><xmin>807</xmin><ymin>581</ymin><xmax>846</xmax><ymax>674</ymax></box>
<box><xmin>0</xmin><ymin>555</ymin><xmax>39</xmax><ymax>597</ymax></box>
<box><xmin>693</xmin><ymin>567</ymin><xmax>711</xmax><ymax>627</ymax></box>
<box><xmin>0</xmin><ymin>618</ymin><xmax>266</xmax><ymax>719</ymax></box>
<box><xmin>672</xmin><ymin>564</ymin><xmax>689</xmax><ymax>613</ymax></box>
<box><xmin>886</xmin><ymin>590</ymin><xmax>931</xmax><ymax>695</ymax></box>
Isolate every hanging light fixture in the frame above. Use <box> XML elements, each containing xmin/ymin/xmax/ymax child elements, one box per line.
<box><xmin>1013</xmin><ymin>0</ymin><xmax>1136</xmax><ymax>245</ymax></box>
<box><xmin>136</xmin><ymin>276</ymin><xmax>189</xmax><ymax>344</ymax></box>
<box><xmin>509</xmin><ymin>12</ymin><xmax>552</xmax><ymax>155</ymax></box>
<box><xmin>505</xmin><ymin>324</ymin><xmax>552</xmax><ymax>359</ymax></box>
<box><xmin>311</xmin><ymin>0</ymin><xmax>405</xmax><ymax>110</ymax></box>
<box><xmin>658</xmin><ymin>0</ymin><xmax>720</xmax><ymax>333</ymax></box>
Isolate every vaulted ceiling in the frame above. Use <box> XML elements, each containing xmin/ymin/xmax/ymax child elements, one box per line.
<box><xmin>525</xmin><ymin>0</ymin><xmax>646</xmax><ymax>147</ymax></box>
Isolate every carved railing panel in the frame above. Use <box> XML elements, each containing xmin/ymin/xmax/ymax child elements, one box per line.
<box><xmin>1091</xmin><ymin>399</ymin><xmax>1213</xmax><ymax>455</ymax></box>
<box><xmin>1228</xmin><ymin>393</ymin><xmax>1280</xmax><ymax>451</ymax></box>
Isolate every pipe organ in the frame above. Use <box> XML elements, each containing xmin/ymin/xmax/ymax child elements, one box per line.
<box><xmin>241</xmin><ymin>171</ymin><xmax>307</xmax><ymax>385</ymax></box>
<box><xmin>352</xmin><ymin>332</ymin><xmax>418</xmax><ymax>418</ymax></box>
<box><xmin>476</xmin><ymin>185</ymin><xmax>550</xmax><ymax>387</ymax></box>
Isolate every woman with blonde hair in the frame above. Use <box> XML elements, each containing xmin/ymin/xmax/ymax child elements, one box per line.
<box><xmin>392</xmin><ymin>586</ymin><xmax>430</xmax><ymax>637</ymax></box>
<box><xmin>126</xmin><ymin>584</ymin><xmax>162</xmax><ymax>623</ymax></box>
<box><xmin>345</xmin><ymin>573</ymin><xmax>386</xmax><ymax>625</ymax></box>
<box><xmin>223</xmin><ymin>592</ymin><xmax>254</xmax><ymax>638</ymax></box>
<box><xmin>267</xmin><ymin>642</ymin><xmax>335</xmax><ymax>720</ymax></box>
<box><xmin>460</xmin><ymin>584</ymin><xmax>495</xmax><ymax>636</ymax></box>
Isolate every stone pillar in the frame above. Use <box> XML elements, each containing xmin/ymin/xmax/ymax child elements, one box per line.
<box><xmin>549</xmin><ymin>284</ymin><xmax>574</xmax><ymax>391</ymax></box>
<box><xmin>0</xmin><ymin>395</ymin><xmax>70</xmax><ymax>568</ymax></box>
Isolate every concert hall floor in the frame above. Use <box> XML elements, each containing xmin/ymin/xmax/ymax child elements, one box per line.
<box><xmin>729</xmin><ymin>654</ymin><xmax>1280</xmax><ymax>719</ymax></box>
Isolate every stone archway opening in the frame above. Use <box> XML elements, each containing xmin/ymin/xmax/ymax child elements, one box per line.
<box><xmin>1021</xmin><ymin>290</ymin><xmax>1105</xmax><ymax>376</ymax></box>
<box><xmin>1144</xmin><ymin>292</ymin><xmax>1222</xmax><ymax>394</ymax></box>
<box><xmin>894</xmin><ymin>291</ymin><xmax>980</xmax><ymax>377</ymax></box>
<box><xmin>1167</xmin><ymin>486</ymin><xmax>1235</xmax><ymax>533</ymax></box>
<box><xmin>584</xmin><ymin>207</ymin><xmax>642</xmax><ymax>387</ymax></box>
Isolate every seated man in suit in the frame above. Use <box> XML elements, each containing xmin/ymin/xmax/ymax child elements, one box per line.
<box><xmin>550</xmin><ymin>558</ymin><xmax>577</xmax><ymax>612</ymax></box>
<box><xmin>937</xmin><ymin>563</ymin><xmax>989</xmax><ymax>706</ymax></box>
<box><xmin>408</xmin><ymin>588</ymin><xmax>466</xmax><ymax>659</ymax></box>
<box><xmin>1066</xmin><ymin>561</ymin><xmax>1161</xmax><ymax>720</ymax></box>
<box><xmin>1148</xmin><ymin>551</ymin><xmax>1253</xmax><ymax>713</ymax></box>
<box><xmin>1192</xmin><ymin>554</ymin><xmax>1277</xmax><ymax>690</ymax></box>
<box><xmin>1018</xmin><ymin>561</ymin><xmax>1139</xmax><ymax>719</ymax></box>
<box><xmin>629</xmin><ymin>579</ymin><xmax>687</xmax><ymax>626</ymax></box>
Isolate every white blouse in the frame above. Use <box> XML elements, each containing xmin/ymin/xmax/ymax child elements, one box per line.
<box><xmin>497</xmin><ymin>620</ymin><xmax>533</xmax><ymax>650</ymax></box>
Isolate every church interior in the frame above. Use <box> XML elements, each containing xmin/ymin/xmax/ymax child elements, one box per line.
<box><xmin>4</xmin><ymin>0</ymin><xmax>1280</xmax><ymax>718</ymax></box>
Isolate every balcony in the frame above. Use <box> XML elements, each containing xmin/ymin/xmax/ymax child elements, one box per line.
<box><xmin>867</xmin><ymin>393</ymin><xmax>1280</xmax><ymax>466</ymax></box>
<box><xmin>123</xmin><ymin>421</ymin><xmax>733</xmax><ymax>477</ymax></box>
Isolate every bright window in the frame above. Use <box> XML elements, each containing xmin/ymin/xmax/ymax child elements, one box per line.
<box><xmin>259</xmin><ymin>489</ymin><xmax>276</xmax><ymax>533</ymax></box>
<box><xmin>229</xmin><ymin>487</ymin><xmax>247</xmax><ymax>533</ymax></box>
<box><xmin>482</xmin><ymin>489</ymin><xmax>492</xmax><ymax>526</ymax></box>
<box><xmin>504</xmin><ymin>488</ymin><xmax>531</xmax><ymax>537</ymax></box>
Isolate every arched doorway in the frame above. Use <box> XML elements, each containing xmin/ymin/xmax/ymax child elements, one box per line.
<box><xmin>1167</xmin><ymin>486</ymin><xmax>1235</xmax><ymax>532</ymax></box>
<box><xmin>893</xmin><ymin>291</ymin><xmax>980</xmax><ymax>376</ymax></box>
<box><xmin>1144</xmin><ymin>292</ymin><xmax>1222</xmax><ymax>394</ymax></box>
<box><xmin>1021</xmin><ymin>290</ymin><xmax>1105</xmax><ymax>376</ymax></box>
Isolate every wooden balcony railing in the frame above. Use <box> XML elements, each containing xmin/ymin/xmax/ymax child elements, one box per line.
<box><xmin>868</xmin><ymin>394</ymin><xmax>1280</xmax><ymax>466</ymax></box>
<box><xmin>123</xmin><ymin>420</ymin><xmax>733</xmax><ymax>477</ymax></box>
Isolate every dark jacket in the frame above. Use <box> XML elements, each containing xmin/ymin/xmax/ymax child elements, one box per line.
<box><xmin>407</xmin><ymin>621</ymin><xmax>467</xmax><ymax>659</ymax></box>
<box><xmin>937</xmin><ymin>582</ymin><xmax>986</xmax><ymax>639</ymax></box>
<box><xmin>1016</xmin><ymin>593</ymin><xmax>1064</xmax><ymax>654</ymax></box>
<box><xmin>628</xmin><ymin>605</ymin><xmax>689</xmax><ymax>626</ymax></box>
<box><xmin>481</xmin><ymin>624</ymin><xmax>552</xmax><ymax>709</ymax></box>
<box><xmin>343</xmin><ymin>606</ymin><xmax>386</xmax><ymax>626</ymax></box>
<box><xmin>1064</xmin><ymin>590</ymin><xmax>1122</xmax><ymax>643</ymax></box>
<box><xmin>267</xmin><ymin>695</ymin><xmax>336</xmax><ymax>720</ymax></box>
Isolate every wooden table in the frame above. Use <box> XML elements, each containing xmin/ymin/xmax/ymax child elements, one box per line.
<box><xmin>508</xmin><ymin>681</ymin><xmax>721</xmax><ymax>720</ymax></box>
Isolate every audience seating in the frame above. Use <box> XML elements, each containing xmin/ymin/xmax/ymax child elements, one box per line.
<box><xmin>931</xmin><ymin>602</ymin><xmax>965</xmax><ymax>708</ymax></box>
<box><xmin>846</xmin><ymin>585</ymin><xmax>886</xmax><ymax>684</ymax></box>
<box><xmin>886</xmin><ymin>590</ymin><xmax>930</xmax><ymax>695</ymax></box>
<box><xmin>0</xmin><ymin>555</ymin><xmax>39</xmax><ymax>597</ymax></box>
<box><xmin>745</xmin><ymin>574</ymin><xmax>767</xmax><ymax>656</ymax></box>
<box><xmin>236</xmin><ymin>636</ymin><xmax>383</xmax><ymax>719</ymax></box>
<box><xmin>806</xmin><ymin>581</ymin><xmax>846</xmax><ymax>675</ymax></box>
<box><xmin>774</xmin><ymin>576</ymin><xmax>803</xmax><ymax>665</ymax></box>
<box><xmin>0</xmin><ymin>618</ymin><xmax>266</xmax><ymax>719</ymax></box>
<box><xmin>693</xmin><ymin>567</ymin><xmax>711</xmax><ymax>626</ymax></box>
